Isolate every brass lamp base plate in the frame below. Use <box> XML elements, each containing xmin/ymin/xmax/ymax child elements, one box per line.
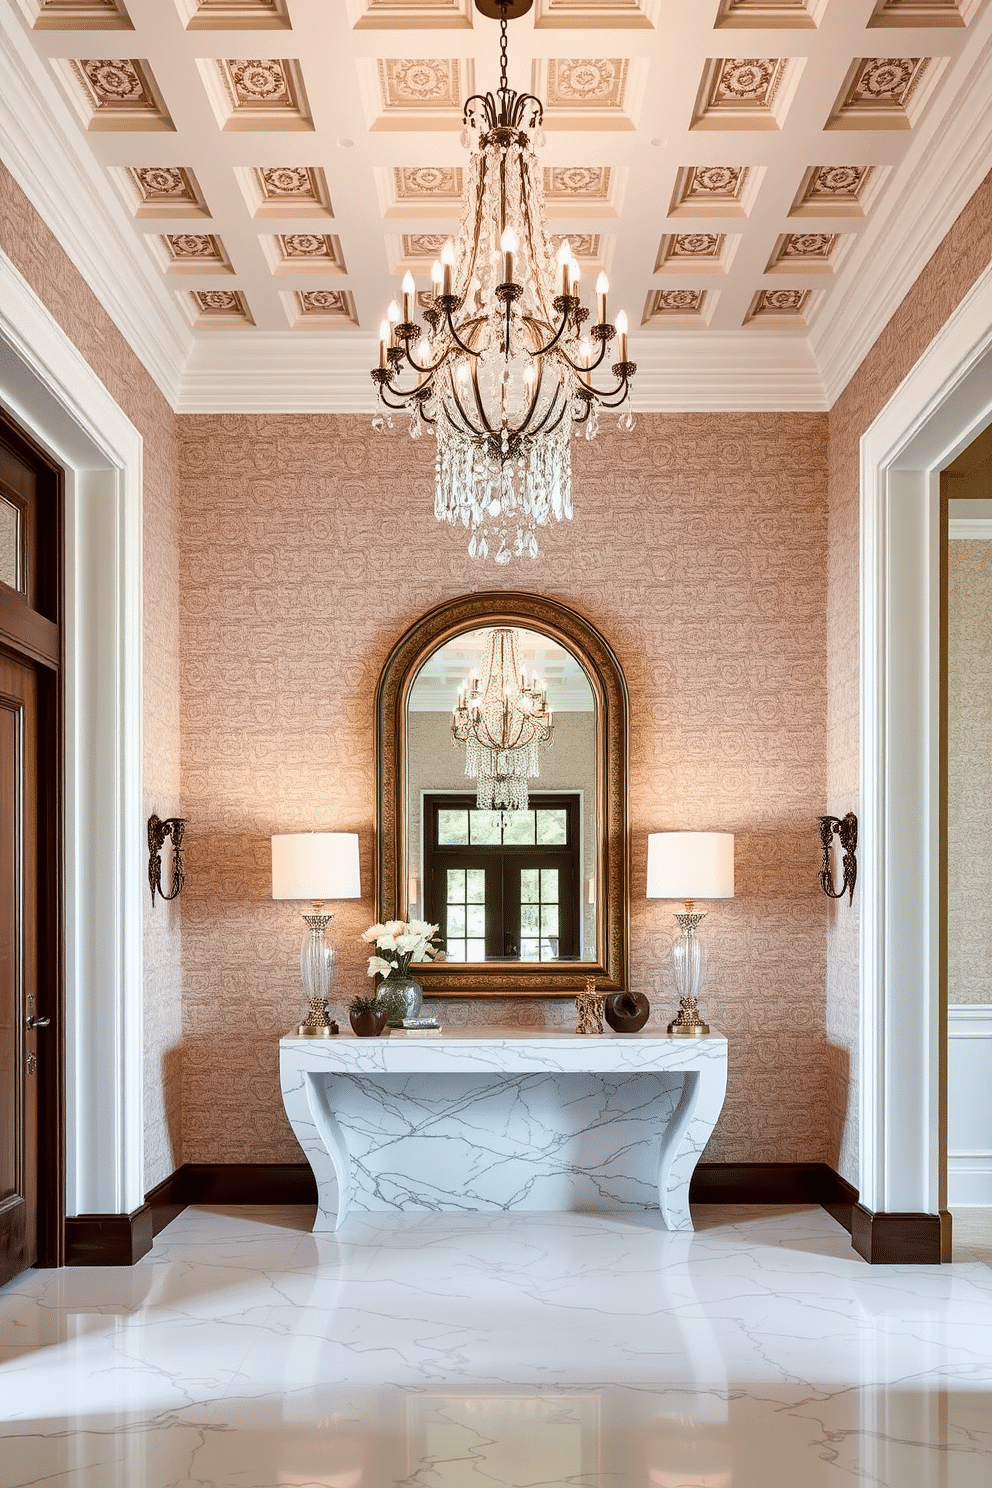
<box><xmin>476</xmin><ymin>0</ymin><xmax>533</xmax><ymax>17</ymax></box>
<box><xmin>298</xmin><ymin>1022</ymin><xmax>338</xmax><ymax>1037</ymax></box>
<box><xmin>668</xmin><ymin>1022</ymin><xmax>710</xmax><ymax>1037</ymax></box>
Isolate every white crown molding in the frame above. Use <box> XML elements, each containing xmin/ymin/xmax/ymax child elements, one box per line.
<box><xmin>177</xmin><ymin>332</ymin><xmax>827</xmax><ymax>413</ymax></box>
<box><xmin>0</xmin><ymin>5</ymin><xmax>191</xmax><ymax>409</ymax></box>
<box><xmin>814</xmin><ymin>7</ymin><xmax>992</xmax><ymax>407</ymax></box>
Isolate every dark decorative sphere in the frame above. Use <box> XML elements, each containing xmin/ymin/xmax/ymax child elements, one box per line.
<box><xmin>604</xmin><ymin>990</ymin><xmax>650</xmax><ymax>1033</ymax></box>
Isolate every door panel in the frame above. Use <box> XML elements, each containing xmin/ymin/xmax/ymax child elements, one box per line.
<box><xmin>0</xmin><ymin>654</ymin><xmax>39</xmax><ymax>1287</ymax></box>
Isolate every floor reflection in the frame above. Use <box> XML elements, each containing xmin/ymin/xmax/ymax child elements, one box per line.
<box><xmin>0</xmin><ymin>1203</ymin><xmax>990</xmax><ymax>1488</ymax></box>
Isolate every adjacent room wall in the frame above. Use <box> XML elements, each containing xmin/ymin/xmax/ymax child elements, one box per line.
<box><xmin>826</xmin><ymin>168</ymin><xmax>992</xmax><ymax>1186</ymax></box>
<box><xmin>177</xmin><ymin>410</ymin><xmax>833</xmax><ymax>1169</ymax></box>
<box><xmin>0</xmin><ymin>164</ymin><xmax>184</xmax><ymax>1192</ymax></box>
<box><xmin>947</xmin><ymin>538</ymin><xmax>992</xmax><ymax>1005</ymax></box>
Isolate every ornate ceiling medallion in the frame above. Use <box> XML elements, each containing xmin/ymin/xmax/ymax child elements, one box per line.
<box><xmin>368</xmin><ymin>1</ymin><xmax>637</xmax><ymax>565</ymax></box>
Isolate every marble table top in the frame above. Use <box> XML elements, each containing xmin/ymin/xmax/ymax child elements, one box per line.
<box><xmin>280</xmin><ymin>1027</ymin><xmax>727</xmax><ymax>1073</ymax></box>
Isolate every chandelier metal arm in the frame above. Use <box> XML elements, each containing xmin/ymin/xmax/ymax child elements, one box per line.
<box><xmin>443</xmin><ymin>306</ymin><xmax>487</xmax><ymax>359</ymax></box>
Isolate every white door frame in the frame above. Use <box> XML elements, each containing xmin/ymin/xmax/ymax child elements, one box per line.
<box><xmin>0</xmin><ymin>248</ymin><xmax>144</xmax><ymax>1218</ymax></box>
<box><xmin>860</xmin><ymin>262</ymin><xmax>992</xmax><ymax>1216</ymax></box>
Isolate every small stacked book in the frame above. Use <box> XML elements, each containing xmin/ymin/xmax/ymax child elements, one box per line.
<box><xmin>391</xmin><ymin>1017</ymin><xmax>442</xmax><ymax>1038</ymax></box>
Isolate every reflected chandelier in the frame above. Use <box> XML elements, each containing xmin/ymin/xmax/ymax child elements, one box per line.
<box><xmin>451</xmin><ymin>629</ymin><xmax>554</xmax><ymax>811</ymax></box>
<box><xmin>370</xmin><ymin>0</ymin><xmax>637</xmax><ymax>565</ymax></box>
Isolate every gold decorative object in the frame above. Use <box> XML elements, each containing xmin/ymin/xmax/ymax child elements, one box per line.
<box><xmin>575</xmin><ymin>978</ymin><xmax>606</xmax><ymax>1035</ymax></box>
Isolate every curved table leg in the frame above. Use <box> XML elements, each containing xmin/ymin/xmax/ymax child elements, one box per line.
<box><xmin>656</xmin><ymin>1054</ymin><xmax>729</xmax><ymax>1230</ymax></box>
<box><xmin>280</xmin><ymin>1053</ymin><xmax>352</xmax><ymax>1230</ymax></box>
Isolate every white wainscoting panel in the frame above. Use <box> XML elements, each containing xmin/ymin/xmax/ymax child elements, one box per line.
<box><xmin>948</xmin><ymin>1005</ymin><xmax>992</xmax><ymax>1208</ymax></box>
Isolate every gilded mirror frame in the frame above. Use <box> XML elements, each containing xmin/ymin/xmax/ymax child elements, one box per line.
<box><xmin>375</xmin><ymin>591</ymin><xmax>629</xmax><ymax>996</ymax></box>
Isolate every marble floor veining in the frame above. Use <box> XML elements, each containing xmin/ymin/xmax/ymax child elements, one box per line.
<box><xmin>1</xmin><ymin>1203</ymin><xmax>991</xmax><ymax>1487</ymax></box>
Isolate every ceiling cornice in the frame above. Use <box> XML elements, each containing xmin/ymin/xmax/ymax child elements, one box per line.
<box><xmin>0</xmin><ymin>8</ymin><xmax>191</xmax><ymax>409</ymax></box>
<box><xmin>176</xmin><ymin>330</ymin><xmax>827</xmax><ymax>413</ymax></box>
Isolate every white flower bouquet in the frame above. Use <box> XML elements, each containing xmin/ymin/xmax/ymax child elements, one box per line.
<box><xmin>361</xmin><ymin>917</ymin><xmax>441</xmax><ymax>982</ymax></box>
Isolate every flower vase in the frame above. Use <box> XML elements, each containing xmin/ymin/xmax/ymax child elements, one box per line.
<box><xmin>376</xmin><ymin>973</ymin><xmax>423</xmax><ymax>1025</ymax></box>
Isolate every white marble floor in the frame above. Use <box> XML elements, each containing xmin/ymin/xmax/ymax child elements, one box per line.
<box><xmin>1</xmin><ymin>1203</ymin><xmax>990</xmax><ymax>1488</ymax></box>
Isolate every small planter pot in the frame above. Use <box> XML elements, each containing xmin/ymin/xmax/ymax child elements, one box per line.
<box><xmin>603</xmin><ymin>991</ymin><xmax>650</xmax><ymax>1033</ymax></box>
<box><xmin>350</xmin><ymin>1007</ymin><xmax>389</xmax><ymax>1037</ymax></box>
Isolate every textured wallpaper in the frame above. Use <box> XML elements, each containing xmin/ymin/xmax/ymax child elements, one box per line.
<box><xmin>0</xmin><ymin>163</ymin><xmax>183</xmax><ymax>1192</ymax></box>
<box><xmin>826</xmin><ymin>169</ymin><xmax>992</xmax><ymax>1184</ymax></box>
<box><xmin>948</xmin><ymin>540</ymin><xmax>992</xmax><ymax>1004</ymax></box>
<box><xmin>178</xmin><ymin>410</ymin><xmax>834</xmax><ymax>1168</ymax></box>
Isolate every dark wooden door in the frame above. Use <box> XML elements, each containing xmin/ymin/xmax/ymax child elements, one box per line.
<box><xmin>0</xmin><ymin>652</ymin><xmax>41</xmax><ymax>1286</ymax></box>
<box><xmin>0</xmin><ymin>408</ymin><xmax>63</xmax><ymax>1284</ymax></box>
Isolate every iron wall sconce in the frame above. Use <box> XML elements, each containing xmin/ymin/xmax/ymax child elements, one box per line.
<box><xmin>818</xmin><ymin>812</ymin><xmax>857</xmax><ymax>905</ymax></box>
<box><xmin>148</xmin><ymin>814</ymin><xmax>187</xmax><ymax>907</ymax></box>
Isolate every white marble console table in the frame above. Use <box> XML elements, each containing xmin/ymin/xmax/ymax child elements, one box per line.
<box><xmin>279</xmin><ymin>1029</ymin><xmax>727</xmax><ymax>1231</ymax></box>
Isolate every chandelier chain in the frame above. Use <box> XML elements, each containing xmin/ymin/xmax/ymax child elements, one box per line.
<box><xmin>499</xmin><ymin>9</ymin><xmax>509</xmax><ymax>99</ymax></box>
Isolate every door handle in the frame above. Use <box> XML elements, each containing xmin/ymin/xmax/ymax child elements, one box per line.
<box><xmin>26</xmin><ymin>995</ymin><xmax>50</xmax><ymax>1029</ymax></box>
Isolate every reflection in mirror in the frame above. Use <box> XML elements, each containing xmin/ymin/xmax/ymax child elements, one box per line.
<box><xmin>407</xmin><ymin>628</ymin><xmax>597</xmax><ymax>963</ymax></box>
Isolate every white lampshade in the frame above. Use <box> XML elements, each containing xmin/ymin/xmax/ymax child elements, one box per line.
<box><xmin>271</xmin><ymin>832</ymin><xmax>361</xmax><ymax>901</ymax></box>
<box><xmin>646</xmin><ymin>832</ymin><xmax>734</xmax><ymax>900</ymax></box>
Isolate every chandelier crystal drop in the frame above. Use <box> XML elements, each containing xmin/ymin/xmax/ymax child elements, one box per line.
<box><xmin>370</xmin><ymin>1</ymin><xmax>636</xmax><ymax>564</ymax></box>
<box><xmin>451</xmin><ymin>629</ymin><xmax>554</xmax><ymax>811</ymax></box>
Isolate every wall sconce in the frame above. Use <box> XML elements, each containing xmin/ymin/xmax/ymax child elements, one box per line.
<box><xmin>818</xmin><ymin>812</ymin><xmax>857</xmax><ymax>905</ymax></box>
<box><xmin>148</xmin><ymin>814</ymin><xmax>186</xmax><ymax>907</ymax></box>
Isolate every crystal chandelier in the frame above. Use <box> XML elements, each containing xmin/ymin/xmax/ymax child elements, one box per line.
<box><xmin>370</xmin><ymin>0</ymin><xmax>636</xmax><ymax>565</ymax></box>
<box><xmin>451</xmin><ymin>629</ymin><xmax>554</xmax><ymax>810</ymax></box>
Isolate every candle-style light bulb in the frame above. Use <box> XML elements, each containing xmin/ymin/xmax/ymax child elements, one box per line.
<box><xmin>441</xmin><ymin>238</ymin><xmax>456</xmax><ymax>297</ymax></box>
<box><xmin>401</xmin><ymin>271</ymin><xmax>415</xmax><ymax>323</ymax></box>
<box><xmin>556</xmin><ymin>238</ymin><xmax>572</xmax><ymax>296</ymax></box>
<box><xmin>378</xmin><ymin>318</ymin><xmax>389</xmax><ymax>367</ymax></box>
<box><xmin>596</xmin><ymin>271</ymin><xmax>609</xmax><ymax>326</ymax></box>
<box><xmin>500</xmin><ymin>225</ymin><xmax>518</xmax><ymax>285</ymax></box>
<box><xmin>579</xmin><ymin>337</ymin><xmax>592</xmax><ymax>381</ymax></box>
<box><xmin>386</xmin><ymin>300</ymin><xmax>400</xmax><ymax>348</ymax></box>
<box><xmin>570</xmin><ymin>258</ymin><xmax>581</xmax><ymax>289</ymax></box>
<box><xmin>431</xmin><ymin>258</ymin><xmax>443</xmax><ymax>294</ymax></box>
<box><xmin>615</xmin><ymin>308</ymin><xmax>628</xmax><ymax>363</ymax></box>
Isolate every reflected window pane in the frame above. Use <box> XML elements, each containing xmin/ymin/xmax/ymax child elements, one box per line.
<box><xmin>447</xmin><ymin>869</ymin><xmax>465</xmax><ymax>904</ymax></box>
<box><xmin>466</xmin><ymin>869</ymin><xmax>485</xmax><ymax>904</ymax></box>
<box><xmin>520</xmin><ymin>868</ymin><xmax>539</xmax><ymax>903</ymax></box>
<box><xmin>502</xmin><ymin>811</ymin><xmax>536</xmax><ymax>845</ymax></box>
<box><xmin>470</xmin><ymin>811</ymin><xmax>501</xmax><ymax>845</ymax></box>
<box><xmin>0</xmin><ymin>497</ymin><xmax>19</xmax><ymax>592</ymax></box>
<box><xmin>520</xmin><ymin>903</ymin><xmax>539</xmax><ymax>935</ymax></box>
<box><xmin>438</xmin><ymin>810</ymin><xmax>469</xmax><ymax>845</ymax></box>
<box><xmin>467</xmin><ymin>905</ymin><xmax>485</xmax><ymax>936</ymax></box>
<box><xmin>540</xmin><ymin>868</ymin><xmax>559</xmax><ymax>901</ymax></box>
<box><xmin>446</xmin><ymin>941</ymin><xmax>466</xmax><ymax>962</ymax></box>
<box><xmin>448</xmin><ymin>905</ymin><xmax>466</xmax><ymax>936</ymax></box>
<box><xmin>519</xmin><ymin>938</ymin><xmax>541</xmax><ymax>961</ymax></box>
<box><xmin>466</xmin><ymin>938</ymin><xmax>486</xmax><ymax>959</ymax></box>
<box><xmin>536</xmin><ymin>809</ymin><xmax>567</xmax><ymax>846</ymax></box>
<box><xmin>541</xmin><ymin>904</ymin><xmax>559</xmax><ymax>938</ymax></box>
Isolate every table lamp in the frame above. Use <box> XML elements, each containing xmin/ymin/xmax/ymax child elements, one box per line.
<box><xmin>271</xmin><ymin>832</ymin><xmax>361</xmax><ymax>1036</ymax></box>
<box><xmin>646</xmin><ymin>831</ymin><xmax>734</xmax><ymax>1037</ymax></box>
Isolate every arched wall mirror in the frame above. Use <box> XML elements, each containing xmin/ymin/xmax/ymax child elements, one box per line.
<box><xmin>376</xmin><ymin>592</ymin><xmax>629</xmax><ymax>996</ymax></box>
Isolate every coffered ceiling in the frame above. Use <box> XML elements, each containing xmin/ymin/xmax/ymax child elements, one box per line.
<box><xmin>1</xmin><ymin>0</ymin><xmax>990</xmax><ymax>411</ymax></box>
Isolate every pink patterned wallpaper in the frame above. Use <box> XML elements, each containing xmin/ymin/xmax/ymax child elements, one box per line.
<box><xmin>177</xmin><ymin>410</ymin><xmax>834</xmax><ymax>1167</ymax></box>
<box><xmin>826</xmin><ymin>169</ymin><xmax>992</xmax><ymax>1184</ymax></box>
<box><xmin>0</xmin><ymin>163</ymin><xmax>184</xmax><ymax>1191</ymax></box>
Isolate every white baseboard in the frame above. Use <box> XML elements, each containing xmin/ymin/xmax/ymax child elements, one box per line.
<box><xmin>948</xmin><ymin>1005</ymin><xmax>992</xmax><ymax>1208</ymax></box>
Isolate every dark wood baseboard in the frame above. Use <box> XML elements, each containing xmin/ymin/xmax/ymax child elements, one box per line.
<box><xmin>690</xmin><ymin>1161</ymin><xmax>860</xmax><ymax>1233</ymax></box>
<box><xmin>64</xmin><ymin>1205</ymin><xmax>152</xmax><ymax>1266</ymax></box>
<box><xmin>851</xmin><ymin>1203</ymin><xmax>943</xmax><ymax>1265</ymax></box>
<box><xmin>67</xmin><ymin>1161</ymin><xmax>939</xmax><ymax>1267</ymax></box>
